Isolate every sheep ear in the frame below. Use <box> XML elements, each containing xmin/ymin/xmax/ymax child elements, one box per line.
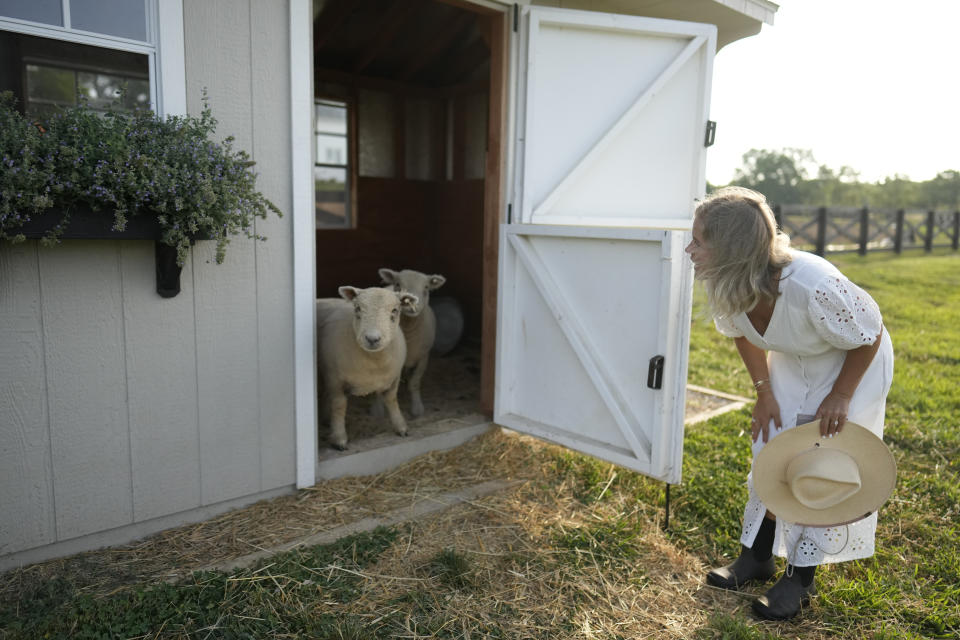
<box><xmin>399</xmin><ymin>292</ymin><xmax>419</xmax><ymax>312</ymax></box>
<box><xmin>339</xmin><ymin>286</ymin><xmax>359</xmax><ymax>301</ymax></box>
<box><xmin>378</xmin><ymin>268</ymin><xmax>399</xmax><ymax>284</ymax></box>
<box><xmin>428</xmin><ymin>274</ymin><xmax>446</xmax><ymax>290</ymax></box>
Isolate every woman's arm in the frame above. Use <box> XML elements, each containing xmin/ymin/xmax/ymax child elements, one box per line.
<box><xmin>816</xmin><ymin>327</ymin><xmax>884</xmax><ymax>437</ymax></box>
<box><xmin>735</xmin><ymin>336</ymin><xmax>782</xmax><ymax>443</ymax></box>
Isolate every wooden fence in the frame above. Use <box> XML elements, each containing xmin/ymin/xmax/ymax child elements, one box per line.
<box><xmin>773</xmin><ymin>205</ymin><xmax>960</xmax><ymax>256</ymax></box>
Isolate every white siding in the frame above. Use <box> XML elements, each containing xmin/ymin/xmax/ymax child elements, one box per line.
<box><xmin>0</xmin><ymin>0</ymin><xmax>296</xmax><ymax>566</ymax></box>
<box><xmin>39</xmin><ymin>242</ymin><xmax>134</xmax><ymax>539</ymax></box>
<box><xmin>251</xmin><ymin>0</ymin><xmax>297</xmax><ymax>490</ymax></box>
<box><xmin>0</xmin><ymin>243</ymin><xmax>56</xmax><ymax>553</ymax></box>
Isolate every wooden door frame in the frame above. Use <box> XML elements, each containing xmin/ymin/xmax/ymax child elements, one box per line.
<box><xmin>478</xmin><ymin>3</ymin><xmax>508</xmax><ymax>416</ymax></box>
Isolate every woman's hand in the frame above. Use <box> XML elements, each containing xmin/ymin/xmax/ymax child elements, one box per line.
<box><xmin>751</xmin><ymin>390</ymin><xmax>782</xmax><ymax>443</ymax></box>
<box><xmin>815</xmin><ymin>391</ymin><xmax>851</xmax><ymax>437</ymax></box>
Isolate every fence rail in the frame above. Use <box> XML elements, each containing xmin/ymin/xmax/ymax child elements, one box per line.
<box><xmin>773</xmin><ymin>205</ymin><xmax>960</xmax><ymax>256</ymax></box>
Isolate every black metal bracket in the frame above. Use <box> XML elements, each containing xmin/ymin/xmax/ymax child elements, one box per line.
<box><xmin>647</xmin><ymin>355</ymin><xmax>664</xmax><ymax>389</ymax></box>
<box><xmin>663</xmin><ymin>483</ymin><xmax>671</xmax><ymax>530</ymax></box>
<box><xmin>155</xmin><ymin>241</ymin><xmax>184</xmax><ymax>298</ymax></box>
<box><xmin>704</xmin><ymin>120</ymin><xmax>717</xmax><ymax>147</ymax></box>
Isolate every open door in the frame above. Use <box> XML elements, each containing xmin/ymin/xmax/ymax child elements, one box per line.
<box><xmin>494</xmin><ymin>7</ymin><xmax>716</xmax><ymax>484</ymax></box>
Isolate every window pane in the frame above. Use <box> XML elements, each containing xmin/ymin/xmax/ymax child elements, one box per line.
<box><xmin>358</xmin><ymin>89</ymin><xmax>394</xmax><ymax>178</ymax></box>
<box><xmin>316</xmin><ymin>133</ymin><xmax>347</xmax><ymax>166</ymax></box>
<box><xmin>0</xmin><ymin>0</ymin><xmax>63</xmax><ymax>26</ymax></box>
<box><xmin>26</xmin><ymin>64</ymin><xmax>76</xmax><ymax>106</ymax></box>
<box><xmin>77</xmin><ymin>71</ymin><xmax>148</xmax><ymax>111</ymax></box>
<box><xmin>315</xmin><ymin>101</ymin><xmax>346</xmax><ymax>135</ymax></box>
<box><xmin>315</xmin><ymin>166</ymin><xmax>349</xmax><ymax>228</ymax></box>
<box><xmin>70</xmin><ymin>0</ymin><xmax>148</xmax><ymax>42</ymax></box>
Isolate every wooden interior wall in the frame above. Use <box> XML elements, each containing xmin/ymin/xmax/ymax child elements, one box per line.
<box><xmin>431</xmin><ymin>179</ymin><xmax>484</xmax><ymax>340</ymax></box>
<box><xmin>315</xmin><ymin>177</ymin><xmax>485</xmax><ymax>342</ymax></box>
<box><xmin>316</xmin><ymin>177</ymin><xmax>432</xmax><ymax>295</ymax></box>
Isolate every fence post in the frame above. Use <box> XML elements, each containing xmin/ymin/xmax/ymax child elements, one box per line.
<box><xmin>925</xmin><ymin>210</ymin><xmax>935</xmax><ymax>253</ymax></box>
<box><xmin>953</xmin><ymin>211</ymin><xmax>959</xmax><ymax>251</ymax></box>
<box><xmin>773</xmin><ymin>204</ymin><xmax>782</xmax><ymax>231</ymax></box>
<box><xmin>894</xmin><ymin>209</ymin><xmax>905</xmax><ymax>254</ymax></box>
<box><xmin>858</xmin><ymin>206</ymin><xmax>869</xmax><ymax>255</ymax></box>
<box><xmin>816</xmin><ymin>207</ymin><xmax>827</xmax><ymax>256</ymax></box>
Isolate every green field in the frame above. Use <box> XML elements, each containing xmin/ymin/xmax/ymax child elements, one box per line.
<box><xmin>1</xmin><ymin>249</ymin><xmax>957</xmax><ymax>639</ymax></box>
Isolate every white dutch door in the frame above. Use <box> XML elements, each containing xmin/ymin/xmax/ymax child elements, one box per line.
<box><xmin>495</xmin><ymin>7</ymin><xmax>716</xmax><ymax>484</ymax></box>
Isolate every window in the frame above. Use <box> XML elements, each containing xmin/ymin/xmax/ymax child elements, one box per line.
<box><xmin>5</xmin><ymin>32</ymin><xmax>151</xmax><ymax>118</ymax></box>
<box><xmin>314</xmin><ymin>97</ymin><xmax>352</xmax><ymax>228</ymax></box>
<box><xmin>0</xmin><ymin>0</ymin><xmax>173</xmax><ymax>119</ymax></box>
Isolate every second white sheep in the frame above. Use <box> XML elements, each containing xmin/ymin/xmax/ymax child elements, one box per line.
<box><xmin>378</xmin><ymin>268</ymin><xmax>446</xmax><ymax>417</ymax></box>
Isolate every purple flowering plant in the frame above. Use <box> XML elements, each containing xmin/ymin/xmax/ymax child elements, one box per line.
<box><xmin>0</xmin><ymin>90</ymin><xmax>281</xmax><ymax>265</ymax></box>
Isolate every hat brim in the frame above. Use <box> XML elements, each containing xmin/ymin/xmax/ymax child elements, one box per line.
<box><xmin>753</xmin><ymin>420</ymin><xmax>897</xmax><ymax>527</ymax></box>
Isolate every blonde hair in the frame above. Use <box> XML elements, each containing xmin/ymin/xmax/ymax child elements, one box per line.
<box><xmin>694</xmin><ymin>186</ymin><xmax>792</xmax><ymax>318</ymax></box>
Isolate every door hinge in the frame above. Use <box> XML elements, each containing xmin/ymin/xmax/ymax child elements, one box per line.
<box><xmin>704</xmin><ymin>120</ymin><xmax>717</xmax><ymax>147</ymax></box>
<box><xmin>507</xmin><ymin>203</ymin><xmax>513</xmax><ymax>224</ymax></box>
<box><xmin>647</xmin><ymin>355</ymin><xmax>665</xmax><ymax>390</ymax></box>
<box><xmin>513</xmin><ymin>4</ymin><xmax>519</xmax><ymax>32</ymax></box>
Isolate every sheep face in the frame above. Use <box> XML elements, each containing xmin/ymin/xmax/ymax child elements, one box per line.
<box><xmin>378</xmin><ymin>268</ymin><xmax>446</xmax><ymax>317</ymax></box>
<box><xmin>338</xmin><ymin>286</ymin><xmax>419</xmax><ymax>352</ymax></box>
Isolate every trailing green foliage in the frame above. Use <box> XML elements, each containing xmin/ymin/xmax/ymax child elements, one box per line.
<box><xmin>0</xmin><ymin>90</ymin><xmax>281</xmax><ymax>265</ymax></box>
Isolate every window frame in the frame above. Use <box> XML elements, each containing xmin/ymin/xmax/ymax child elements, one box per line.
<box><xmin>313</xmin><ymin>93</ymin><xmax>358</xmax><ymax>229</ymax></box>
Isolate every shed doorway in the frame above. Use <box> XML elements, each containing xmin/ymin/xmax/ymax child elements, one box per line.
<box><xmin>311</xmin><ymin>0</ymin><xmax>506</xmax><ymax>472</ymax></box>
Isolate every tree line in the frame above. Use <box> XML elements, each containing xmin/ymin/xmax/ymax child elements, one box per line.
<box><xmin>711</xmin><ymin>148</ymin><xmax>960</xmax><ymax>210</ymax></box>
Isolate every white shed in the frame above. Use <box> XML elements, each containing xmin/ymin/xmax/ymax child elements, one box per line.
<box><xmin>0</xmin><ymin>0</ymin><xmax>777</xmax><ymax>571</ymax></box>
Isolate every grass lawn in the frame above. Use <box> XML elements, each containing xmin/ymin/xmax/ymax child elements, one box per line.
<box><xmin>1</xmin><ymin>249</ymin><xmax>957</xmax><ymax>639</ymax></box>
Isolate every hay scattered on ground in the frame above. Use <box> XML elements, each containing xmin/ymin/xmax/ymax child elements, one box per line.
<box><xmin>0</xmin><ymin>372</ymin><xmax>753</xmax><ymax>637</ymax></box>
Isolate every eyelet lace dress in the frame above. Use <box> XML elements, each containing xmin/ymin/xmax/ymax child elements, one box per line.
<box><xmin>713</xmin><ymin>250</ymin><xmax>894</xmax><ymax>566</ymax></box>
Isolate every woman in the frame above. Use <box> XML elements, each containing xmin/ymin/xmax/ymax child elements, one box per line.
<box><xmin>685</xmin><ymin>187</ymin><xmax>894</xmax><ymax>620</ymax></box>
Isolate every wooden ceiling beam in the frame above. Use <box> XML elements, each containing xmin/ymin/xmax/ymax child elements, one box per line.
<box><xmin>313</xmin><ymin>0</ymin><xmax>356</xmax><ymax>53</ymax></box>
<box><xmin>397</xmin><ymin>12</ymin><xmax>474</xmax><ymax>82</ymax></box>
<box><xmin>351</xmin><ymin>0</ymin><xmax>418</xmax><ymax>74</ymax></box>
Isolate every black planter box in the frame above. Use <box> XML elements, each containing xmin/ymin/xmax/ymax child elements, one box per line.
<box><xmin>15</xmin><ymin>206</ymin><xmax>162</xmax><ymax>240</ymax></box>
<box><xmin>9</xmin><ymin>206</ymin><xmax>186</xmax><ymax>298</ymax></box>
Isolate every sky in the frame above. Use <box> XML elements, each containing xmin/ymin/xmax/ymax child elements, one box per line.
<box><xmin>706</xmin><ymin>0</ymin><xmax>960</xmax><ymax>186</ymax></box>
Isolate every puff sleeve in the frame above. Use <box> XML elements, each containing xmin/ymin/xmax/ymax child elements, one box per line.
<box><xmin>809</xmin><ymin>275</ymin><xmax>883</xmax><ymax>350</ymax></box>
<box><xmin>713</xmin><ymin>314</ymin><xmax>744</xmax><ymax>338</ymax></box>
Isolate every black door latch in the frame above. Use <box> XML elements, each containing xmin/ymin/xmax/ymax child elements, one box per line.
<box><xmin>647</xmin><ymin>355</ymin><xmax>665</xmax><ymax>390</ymax></box>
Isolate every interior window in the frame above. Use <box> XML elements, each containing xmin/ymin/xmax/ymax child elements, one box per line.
<box><xmin>314</xmin><ymin>98</ymin><xmax>352</xmax><ymax>228</ymax></box>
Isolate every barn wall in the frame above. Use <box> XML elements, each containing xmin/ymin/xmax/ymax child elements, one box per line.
<box><xmin>314</xmin><ymin>177</ymin><xmax>484</xmax><ymax>342</ymax></box>
<box><xmin>0</xmin><ymin>0</ymin><xmax>296</xmax><ymax>569</ymax></box>
<box><xmin>316</xmin><ymin>177</ymin><xmax>433</xmax><ymax>296</ymax></box>
<box><xmin>432</xmin><ymin>179</ymin><xmax>485</xmax><ymax>340</ymax></box>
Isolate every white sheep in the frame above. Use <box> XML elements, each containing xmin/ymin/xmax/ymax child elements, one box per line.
<box><xmin>316</xmin><ymin>286</ymin><xmax>419</xmax><ymax>450</ymax></box>
<box><xmin>377</xmin><ymin>268</ymin><xmax>446</xmax><ymax>417</ymax></box>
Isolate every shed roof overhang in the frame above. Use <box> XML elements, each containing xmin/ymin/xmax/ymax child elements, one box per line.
<box><xmin>533</xmin><ymin>0</ymin><xmax>778</xmax><ymax>50</ymax></box>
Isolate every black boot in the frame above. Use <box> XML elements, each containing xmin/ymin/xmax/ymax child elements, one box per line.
<box><xmin>706</xmin><ymin>516</ymin><xmax>776</xmax><ymax>591</ymax></box>
<box><xmin>752</xmin><ymin>565</ymin><xmax>817</xmax><ymax>620</ymax></box>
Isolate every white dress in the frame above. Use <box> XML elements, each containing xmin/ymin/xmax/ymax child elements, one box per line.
<box><xmin>713</xmin><ymin>250</ymin><xmax>895</xmax><ymax>566</ymax></box>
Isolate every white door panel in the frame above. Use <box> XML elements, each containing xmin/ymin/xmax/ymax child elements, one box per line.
<box><xmin>496</xmin><ymin>225</ymin><xmax>691</xmax><ymax>482</ymax></box>
<box><xmin>517</xmin><ymin>8</ymin><xmax>715</xmax><ymax>227</ymax></box>
<box><xmin>496</xmin><ymin>7</ymin><xmax>712</xmax><ymax>484</ymax></box>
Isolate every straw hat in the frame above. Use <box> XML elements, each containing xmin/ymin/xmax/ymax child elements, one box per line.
<box><xmin>753</xmin><ymin>420</ymin><xmax>897</xmax><ymax>526</ymax></box>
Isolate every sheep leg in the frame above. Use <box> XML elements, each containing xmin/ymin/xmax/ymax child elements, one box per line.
<box><xmin>369</xmin><ymin>393</ymin><xmax>385</xmax><ymax>418</ymax></box>
<box><xmin>407</xmin><ymin>356</ymin><xmax>429</xmax><ymax>417</ymax></box>
<box><xmin>328</xmin><ymin>389</ymin><xmax>350</xmax><ymax>450</ymax></box>
<box><xmin>382</xmin><ymin>377</ymin><xmax>408</xmax><ymax>437</ymax></box>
